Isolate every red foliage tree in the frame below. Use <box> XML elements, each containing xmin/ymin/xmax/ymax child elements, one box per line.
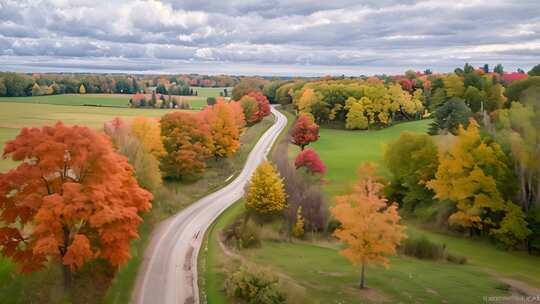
<box><xmin>294</xmin><ymin>148</ymin><xmax>327</xmax><ymax>175</ymax></box>
<box><xmin>0</xmin><ymin>123</ymin><xmax>152</xmax><ymax>288</ymax></box>
<box><xmin>247</xmin><ymin>91</ymin><xmax>271</xmax><ymax>121</ymax></box>
<box><xmin>291</xmin><ymin>113</ymin><xmax>319</xmax><ymax>150</ymax></box>
<box><xmin>160</xmin><ymin>112</ymin><xmax>214</xmax><ymax>178</ymax></box>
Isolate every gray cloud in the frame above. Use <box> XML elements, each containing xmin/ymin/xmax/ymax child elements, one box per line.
<box><xmin>0</xmin><ymin>0</ymin><xmax>539</xmax><ymax>75</ymax></box>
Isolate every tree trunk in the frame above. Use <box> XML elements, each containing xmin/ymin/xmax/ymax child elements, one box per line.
<box><xmin>360</xmin><ymin>263</ymin><xmax>366</xmax><ymax>289</ymax></box>
<box><xmin>63</xmin><ymin>264</ymin><xmax>72</xmax><ymax>291</ymax></box>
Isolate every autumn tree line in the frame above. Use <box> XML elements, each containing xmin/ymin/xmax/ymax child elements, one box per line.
<box><xmin>0</xmin><ymin>72</ymin><xmax>242</xmax><ymax>97</ymax></box>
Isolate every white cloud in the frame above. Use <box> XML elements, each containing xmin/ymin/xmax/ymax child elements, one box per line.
<box><xmin>0</xmin><ymin>0</ymin><xmax>539</xmax><ymax>75</ymax></box>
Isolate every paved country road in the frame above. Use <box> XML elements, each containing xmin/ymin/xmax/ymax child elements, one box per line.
<box><xmin>132</xmin><ymin>107</ymin><xmax>287</xmax><ymax>304</ymax></box>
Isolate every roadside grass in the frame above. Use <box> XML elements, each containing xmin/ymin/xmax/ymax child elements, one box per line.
<box><xmin>199</xmin><ymin>200</ymin><xmax>245</xmax><ymax>304</ymax></box>
<box><xmin>191</xmin><ymin>87</ymin><xmax>232</xmax><ymax>98</ymax></box>
<box><xmin>104</xmin><ymin>115</ymin><xmax>275</xmax><ymax>304</ymax></box>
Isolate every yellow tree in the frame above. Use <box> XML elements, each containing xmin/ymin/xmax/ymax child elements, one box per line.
<box><xmin>130</xmin><ymin>117</ymin><xmax>165</xmax><ymax>158</ymax></box>
<box><xmin>427</xmin><ymin>120</ymin><xmax>530</xmax><ymax>246</ymax></box>
<box><xmin>345</xmin><ymin>98</ymin><xmax>368</xmax><ymax>129</ymax></box>
<box><xmin>443</xmin><ymin>74</ymin><xmax>464</xmax><ymax>98</ymax></box>
<box><xmin>245</xmin><ymin>161</ymin><xmax>287</xmax><ymax>215</ymax></box>
<box><xmin>79</xmin><ymin>84</ymin><xmax>86</xmax><ymax>94</ymax></box>
<box><xmin>331</xmin><ymin>164</ymin><xmax>406</xmax><ymax>289</ymax></box>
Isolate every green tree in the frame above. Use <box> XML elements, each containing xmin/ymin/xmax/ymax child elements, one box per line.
<box><xmin>494</xmin><ymin>64</ymin><xmax>504</xmax><ymax>75</ymax></box>
<box><xmin>428</xmin><ymin>97</ymin><xmax>472</xmax><ymax>135</ymax></box>
<box><xmin>528</xmin><ymin>64</ymin><xmax>540</xmax><ymax>76</ymax></box>
<box><xmin>463</xmin><ymin>86</ymin><xmax>485</xmax><ymax>112</ymax></box>
<box><xmin>504</xmin><ymin>77</ymin><xmax>540</xmax><ymax>102</ymax></box>
<box><xmin>0</xmin><ymin>79</ymin><xmax>6</xmax><ymax>96</ymax></box>
<box><xmin>384</xmin><ymin>132</ymin><xmax>439</xmax><ymax>212</ymax></box>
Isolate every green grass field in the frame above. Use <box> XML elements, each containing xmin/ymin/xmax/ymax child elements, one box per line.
<box><xmin>306</xmin><ymin>119</ymin><xmax>432</xmax><ymax>196</ymax></box>
<box><xmin>191</xmin><ymin>87</ymin><xmax>232</xmax><ymax>98</ymax></box>
<box><xmin>0</xmin><ymin>102</ymin><xmax>175</xmax><ymax>172</ymax></box>
<box><xmin>0</xmin><ymin>94</ymin><xmax>208</xmax><ymax>110</ymax></box>
<box><xmin>202</xmin><ymin>117</ymin><xmax>540</xmax><ymax>303</ymax></box>
<box><xmin>0</xmin><ymin>94</ymin><xmax>132</xmax><ymax>107</ymax></box>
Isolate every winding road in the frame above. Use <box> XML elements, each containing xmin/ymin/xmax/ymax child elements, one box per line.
<box><xmin>132</xmin><ymin>107</ymin><xmax>287</xmax><ymax>304</ymax></box>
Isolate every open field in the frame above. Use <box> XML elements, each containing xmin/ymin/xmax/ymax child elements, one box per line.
<box><xmin>0</xmin><ymin>94</ymin><xmax>207</xmax><ymax>109</ymax></box>
<box><xmin>191</xmin><ymin>87</ymin><xmax>232</xmax><ymax>98</ymax></box>
<box><xmin>202</xmin><ymin>117</ymin><xmax>540</xmax><ymax>303</ymax></box>
<box><xmin>302</xmin><ymin>119</ymin><xmax>432</xmax><ymax>196</ymax></box>
<box><xmin>0</xmin><ymin>102</ymin><xmax>174</xmax><ymax>171</ymax></box>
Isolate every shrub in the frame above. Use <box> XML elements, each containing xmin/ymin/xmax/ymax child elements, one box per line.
<box><xmin>401</xmin><ymin>236</ymin><xmax>445</xmax><ymax>260</ymax></box>
<box><xmin>446</xmin><ymin>253</ymin><xmax>467</xmax><ymax>265</ymax></box>
<box><xmin>224</xmin><ymin>265</ymin><xmax>287</xmax><ymax>304</ymax></box>
<box><xmin>207</xmin><ymin>96</ymin><xmax>216</xmax><ymax>105</ymax></box>
<box><xmin>222</xmin><ymin>215</ymin><xmax>261</xmax><ymax>249</ymax></box>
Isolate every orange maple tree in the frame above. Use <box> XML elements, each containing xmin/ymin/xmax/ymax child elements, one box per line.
<box><xmin>331</xmin><ymin>163</ymin><xmax>406</xmax><ymax>289</ymax></box>
<box><xmin>0</xmin><ymin>123</ymin><xmax>153</xmax><ymax>288</ymax></box>
<box><xmin>160</xmin><ymin>111</ymin><xmax>214</xmax><ymax>178</ymax></box>
<box><xmin>229</xmin><ymin>100</ymin><xmax>246</xmax><ymax>129</ymax></box>
<box><xmin>202</xmin><ymin>100</ymin><xmax>242</xmax><ymax>158</ymax></box>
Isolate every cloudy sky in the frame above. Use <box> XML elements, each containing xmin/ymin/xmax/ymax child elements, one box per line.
<box><xmin>0</xmin><ymin>0</ymin><xmax>539</xmax><ymax>76</ymax></box>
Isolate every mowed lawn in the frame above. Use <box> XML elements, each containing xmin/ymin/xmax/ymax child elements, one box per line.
<box><xmin>303</xmin><ymin>119</ymin><xmax>432</xmax><ymax>196</ymax></box>
<box><xmin>0</xmin><ymin>102</ymin><xmax>174</xmax><ymax>172</ymax></box>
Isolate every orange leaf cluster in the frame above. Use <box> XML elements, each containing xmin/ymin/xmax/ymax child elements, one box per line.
<box><xmin>160</xmin><ymin>100</ymin><xmax>246</xmax><ymax>178</ymax></box>
<box><xmin>0</xmin><ymin>123</ymin><xmax>152</xmax><ymax>273</ymax></box>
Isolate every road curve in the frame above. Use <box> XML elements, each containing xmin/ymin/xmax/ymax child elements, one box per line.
<box><xmin>132</xmin><ymin>107</ymin><xmax>287</xmax><ymax>304</ymax></box>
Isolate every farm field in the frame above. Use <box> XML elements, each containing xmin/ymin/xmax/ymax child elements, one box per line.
<box><xmin>0</xmin><ymin>102</ymin><xmax>174</xmax><ymax>172</ymax></box>
<box><xmin>191</xmin><ymin>87</ymin><xmax>232</xmax><ymax>98</ymax></box>
<box><xmin>0</xmin><ymin>94</ymin><xmax>207</xmax><ymax>109</ymax></box>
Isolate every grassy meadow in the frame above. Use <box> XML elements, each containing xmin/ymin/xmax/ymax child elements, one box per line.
<box><xmin>0</xmin><ymin>102</ymin><xmax>175</xmax><ymax>172</ymax></box>
<box><xmin>0</xmin><ymin>93</ymin><xmax>208</xmax><ymax>109</ymax></box>
<box><xmin>202</xmin><ymin>116</ymin><xmax>540</xmax><ymax>303</ymax></box>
